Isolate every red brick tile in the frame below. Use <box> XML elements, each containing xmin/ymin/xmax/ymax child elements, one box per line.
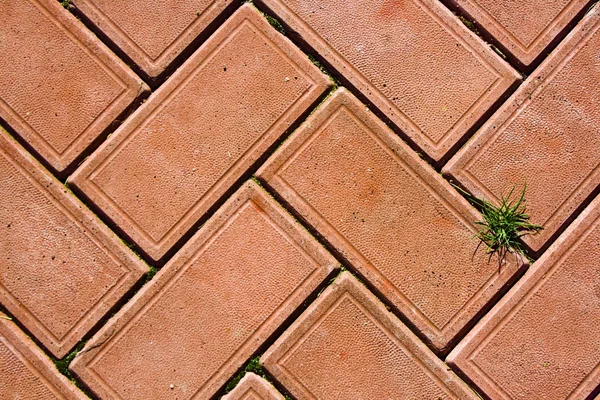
<box><xmin>262</xmin><ymin>272</ymin><xmax>479</xmax><ymax>399</ymax></box>
<box><xmin>69</xmin><ymin>180</ymin><xmax>338</xmax><ymax>399</ymax></box>
<box><xmin>447</xmin><ymin>193</ymin><xmax>600</xmax><ymax>400</ymax></box>
<box><xmin>447</xmin><ymin>0</ymin><xmax>592</xmax><ymax>68</ymax></box>
<box><xmin>0</xmin><ymin>129</ymin><xmax>147</xmax><ymax>358</ymax></box>
<box><xmin>255</xmin><ymin>0</ymin><xmax>520</xmax><ymax>163</ymax></box>
<box><xmin>69</xmin><ymin>4</ymin><xmax>331</xmax><ymax>262</ymax></box>
<box><xmin>443</xmin><ymin>5</ymin><xmax>600</xmax><ymax>254</ymax></box>
<box><xmin>223</xmin><ymin>373</ymin><xmax>285</xmax><ymax>400</ymax></box>
<box><xmin>71</xmin><ymin>0</ymin><xmax>235</xmax><ymax>79</ymax></box>
<box><xmin>0</xmin><ymin>315</ymin><xmax>86</xmax><ymax>400</ymax></box>
<box><xmin>0</xmin><ymin>0</ymin><xmax>148</xmax><ymax>173</ymax></box>
<box><xmin>257</xmin><ymin>88</ymin><xmax>526</xmax><ymax>353</ymax></box>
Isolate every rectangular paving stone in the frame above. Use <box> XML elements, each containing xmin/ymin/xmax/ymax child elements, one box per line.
<box><xmin>443</xmin><ymin>4</ymin><xmax>600</xmax><ymax>254</ymax></box>
<box><xmin>262</xmin><ymin>272</ymin><xmax>479</xmax><ymax>399</ymax></box>
<box><xmin>0</xmin><ymin>129</ymin><xmax>147</xmax><ymax>358</ymax></box>
<box><xmin>223</xmin><ymin>373</ymin><xmax>285</xmax><ymax>400</ymax></box>
<box><xmin>447</xmin><ymin>0</ymin><xmax>592</xmax><ymax>68</ymax></box>
<box><xmin>256</xmin><ymin>0</ymin><xmax>520</xmax><ymax>163</ymax></box>
<box><xmin>69</xmin><ymin>180</ymin><xmax>338</xmax><ymax>400</ymax></box>
<box><xmin>0</xmin><ymin>0</ymin><xmax>149</xmax><ymax>173</ymax></box>
<box><xmin>69</xmin><ymin>4</ymin><xmax>331</xmax><ymax>262</ymax></box>
<box><xmin>0</xmin><ymin>314</ymin><xmax>86</xmax><ymax>400</ymax></box>
<box><xmin>71</xmin><ymin>0</ymin><xmax>235</xmax><ymax>79</ymax></box>
<box><xmin>447</xmin><ymin>193</ymin><xmax>600</xmax><ymax>400</ymax></box>
<box><xmin>257</xmin><ymin>88</ymin><xmax>526</xmax><ymax>354</ymax></box>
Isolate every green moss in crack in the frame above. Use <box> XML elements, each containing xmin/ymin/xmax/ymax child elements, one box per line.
<box><xmin>265</xmin><ymin>15</ymin><xmax>286</xmax><ymax>35</ymax></box>
<box><xmin>457</xmin><ymin>15</ymin><xmax>480</xmax><ymax>36</ymax></box>
<box><xmin>307</xmin><ymin>54</ymin><xmax>340</xmax><ymax>88</ymax></box>
<box><xmin>54</xmin><ymin>341</ymin><xmax>88</xmax><ymax>393</ymax></box>
<box><xmin>224</xmin><ymin>356</ymin><xmax>293</xmax><ymax>399</ymax></box>
<box><xmin>145</xmin><ymin>265</ymin><xmax>158</xmax><ymax>283</ymax></box>
<box><xmin>224</xmin><ymin>356</ymin><xmax>266</xmax><ymax>393</ymax></box>
<box><xmin>60</xmin><ymin>0</ymin><xmax>72</xmax><ymax>9</ymax></box>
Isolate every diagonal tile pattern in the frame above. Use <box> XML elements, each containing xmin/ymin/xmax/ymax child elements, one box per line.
<box><xmin>444</xmin><ymin>6</ymin><xmax>600</xmax><ymax>254</ymax></box>
<box><xmin>0</xmin><ymin>315</ymin><xmax>86</xmax><ymax>399</ymax></box>
<box><xmin>262</xmin><ymin>272</ymin><xmax>480</xmax><ymax>399</ymax></box>
<box><xmin>446</xmin><ymin>0</ymin><xmax>593</xmax><ymax>68</ymax></box>
<box><xmin>256</xmin><ymin>0</ymin><xmax>521</xmax><ymax>163</ymax></box>
<box><xmin>0</xmin><ymin>128</ymin><xmax>147</xmax><ymax>358</ymax></box>
<box><xmin>69</xmin><ymin>181</ymin><xmax>338</xmax><ymax>399</ymax></box>
<box><xmin>0</xmin><ymin>0</ymin><xmax>148</xmax><ymax>174</ymax></box>
<box><xmin>223</xmin><ymin>373</ymin><xmax>286</xmax><ymax>400</ymax></box>
<box><xmin>258</xmin><ymin>88</ymin><xmax>527</xmax><ymax>353</ymax></box>
<box><xmin>448</xmin><ymin>192</ymin><xmax>600</xmax><ymax>399</ymax></box>
<box><xmin>71</xmin><ymin>0</ymin><xmax>236</xmax><ymax>79</ymax></box>
<box><xmin>69</xmin><ymin>4</ymin><xmax>331</xmax><ymax>261</ymax></box>
<box><xmin>1</xmin><ymin>0</ymin><xmax>599</xmax><ymax>399</ymax></box>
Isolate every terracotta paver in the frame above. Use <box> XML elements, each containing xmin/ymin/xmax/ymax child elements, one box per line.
<box><xmin>443</xmin><ymin>4</ymin><xmax>600</xmax><ymax>254</ymax></box>
<box><xmin>0</xmin><ymin>129</ymin><xmax>147</xmax><ymax>358</ymax></box>
<box><xmin>255</xmin><ymin>0</ymin><xmax>520</xmax><ymax>163</ymax></box>
<box><xmin>257</xmin><ymin>88</ymin><xmax>527</xmax><ymax>353</ymax></box>
<box><xmin>0</xmin><ymin>314</ymin><xmax>86</xmax><ymax>400</ymax></box>
<box><xmin>71</xmin><ymin>0</ymin><xmax>236</xmax><ymax>79</ymax></box>
<box><xmin>447</xmin><ymin>0</ymin><xmax>592</xmax><ymax>68</ymax></box>
<box><xmin>262</xmin><ymin>272</ymin><xmax>479</xmax><ymax>399</ymax></box>
<box><xmin>223</xmin><ymin>373</ymin><xmax>285</xmax><ymax>400</ymax></box>
<box><xmin>69</xmin><ymin>4</ymin><xmax>331</xmax><ymax>262</ymax></box>
<box><xmin>447</xmin><ymin>193</ymin><xmax>600</xmax><ymax>400</ymax></box>
<box><xmin>0</xmin><ymin>0</ymin><xmax>148</xmax><ymax>174</ymax></box>
<box><xmin>69</xmin><ymin>181</ymin><xmax>338</xmax><ymax>400</ymax></box>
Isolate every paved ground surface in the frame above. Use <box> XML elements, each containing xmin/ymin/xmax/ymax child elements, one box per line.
<box><xmin>0</xmin><ymin>0</ymin><xmax>599</xmax><ymax>399</ymax></box>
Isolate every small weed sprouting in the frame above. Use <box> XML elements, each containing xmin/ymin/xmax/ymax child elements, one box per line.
<box><xmin>456</xmin><ymin>183</ymin><xmax>543</xmax><ymax>264</ymax></box>
<box><xmin>60</xmin><ymin>0</ymin><xmax>72</xmax><ymax>9</ymax></box>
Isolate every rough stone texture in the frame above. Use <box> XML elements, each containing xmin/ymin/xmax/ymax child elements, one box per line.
<box><xmin>447</xmin><ymin>193</ymin><xmax>600</xmax><ymax>400</ymax></box>
<box><xmin>223</xmin><ymin>373</ymin><xmax>285</xmax><ymax>400</ymax></box>
<box><xmin>69</xmin><ymin>4</ymin><xmax>331</xmax><ymax>262</ymax></box>
<box><xmin>0</xmin><ymin>0</ymin><xmax>148</xmax><ymax>173</ymax></box>
<box><xmin>255</xmin><ymin>0</ymin><xmax>520</xmax><ymax>163</ymax></box>
<box><xmin>0</xmin><ymin>315</ymin><xmax>86</xmax><ymax>400</ymax></box>
<box><xmin>262</xmin><ymin>272</ymin><xmax>479</xmax><ymax>399</ymax></box>
<box><xmin>69</xmin><ymin>180</ymin><xmax>338</xmax><ymax>400</ymax></box>
<box><xmin>443</xmin><ymin>6</ymin><xmax>600</xmax><ymax>254</ymax></box>
<box><xmin>258</xmin><ymin>88</ymin><xmax>526</xmax><ymax>353</ymax></box>
<box><xmin>0</xmin><ymin>129</ymin><xmax>148</xmax><ymax>358</ymax></box>
<box><xmin>447</xmin><ymin>0</ymin><xmax>592</xmax><ymax>68</ymax></box>
<box><xmin>71</xmin><ymin>0</ymin><xmax>235</xmax><ymax>78</ymax></box>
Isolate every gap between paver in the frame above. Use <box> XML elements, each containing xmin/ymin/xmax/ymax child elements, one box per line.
<box><xmin>12</xmin><ymin>1</ymin><xmax>591</xmax><ymax>398</ymax></box>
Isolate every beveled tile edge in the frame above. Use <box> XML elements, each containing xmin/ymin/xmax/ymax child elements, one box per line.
<box><xmin>447</xmin><ymin>193</ymin><xmax>600</xmax><ymax>400</ymax></box>
<box><xmin>262</xmin><ymin>271</ymin><xmax>480</xmax><ymax>400</ymax></box>
<box><xmin>446</xmin><ymin>0</ymin><xmax>593</xmax><ymax>68</ymax></box>
<box><xmin>443</xmin><ymin>3</ymin><xmax>600</xmax><ymax>254</ymax></box>
<box><xmin>69</xmin><ymin>180</ymin><xmax>338</xmax><ymax>399</ymax></box>
<box><xmin>257</xmin><ymin>87</ymin><xmax>528</xmax><ymax>353</ymax></box>
<box><xmin>0</xmin><ymin>128</ymin><xmax>148</xmax><ymax>358</ymax></box>
<box><xmin>255</xmin><ymin>0</ymin><xmax>521</xmax><ymax>163</ymax></box>
<box><xmin>0</xmin><ymin>314</ymin><xmax>87</xmax><ymax>400</ymax></box>
<box><xmin>71</xmin><ymin>0</ymin><xmax>236</xmax><ymax>79</ymax></box>
<box><xmin>222</xmin><ymin>372</ymin><xmax>286</xmax><ymax>400</ymax></box>
<box><xmin>69</xmin><ymin>3</ymin><xmax>332</xmax><ymax>262</ymax></box>
<box><xmin>0</xmin><ymin>0</ymin><xmax>149</xmax><ymax>173</ymax></box>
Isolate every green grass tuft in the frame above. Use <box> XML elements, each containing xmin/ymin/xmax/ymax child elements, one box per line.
<box><xmin>456</xmin><ymin>183</ymin><xmax>543</xmax><ymax>263</ymax></box>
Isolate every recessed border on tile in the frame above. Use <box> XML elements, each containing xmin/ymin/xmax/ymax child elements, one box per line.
<box><xmin>255</xmin><ymin>0</ymin><xmax>520</xmax><ymax>163</ymax></box>
<box><xmin>69</xmin><ymin>4</ymin><xmax>331</xmax><ymax>262</ymax></box>
<box><xmin>443</xmin><ymin>4</ymin><xmax>600</xmax><ymax>254</ymax></box>
<box><xmin>0</xmin><ymin>129</ymin><xmax>148</xmax><ymax>358</ymax></box>
<box><xmin>69</xmin><ymin>180</ymin><xmax>338</xmax><ymax>399</ymax></box>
